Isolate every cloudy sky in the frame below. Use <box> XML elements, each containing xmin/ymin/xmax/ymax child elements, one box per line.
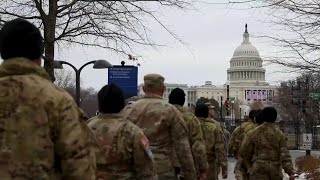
<box><xmin>6</xmin><ymin>1</ymin><xmax>299</xmax><ymax>90</ymax></box>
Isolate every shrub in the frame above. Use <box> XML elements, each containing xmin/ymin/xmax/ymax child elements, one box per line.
<box><xmin>296</xmin><ymin>156</ymin><xmax>320</xmax><ymax>180</ymax></box>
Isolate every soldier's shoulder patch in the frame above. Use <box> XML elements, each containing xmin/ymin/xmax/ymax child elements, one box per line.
<box><xmin>140</xmin><ymin>135</ymin><xmax>154</xmax><ymax>159</ymax></box>
<box><xmin>140</xmin><ymin>135</ymin><xmax>149</xmax><ymax>147</ymax></box>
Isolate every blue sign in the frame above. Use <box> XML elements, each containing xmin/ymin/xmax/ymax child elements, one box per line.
<box><xmin>108</xmin><ymin>66</ymin><xmax>138</xmax><ymax>98</ymax></box>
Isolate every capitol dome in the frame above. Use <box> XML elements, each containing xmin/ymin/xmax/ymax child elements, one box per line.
<box><xmin>232</xmin><ymin>25</ymin><xmax>260</xmax><ymax>58</ymax></box>
<box><xmin>227</xmin><ymin>24</ymin><xmax>267</xmax><ymax>86</ymax></box>
<box><xmin>233</xmin><ymin>44</ymin><xmax>260</xmax><ymax>58</ymax></box>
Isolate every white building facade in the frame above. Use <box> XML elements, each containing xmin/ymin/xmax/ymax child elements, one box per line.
<box><xmin>138</xmin><ymin>25</ymin><xmax>277</xmax><ymax>116</ymax></box>
<box><xmin>138</xmin><ymin>83</ymin><xmax>197</xmax><ymax>106</ymax></box>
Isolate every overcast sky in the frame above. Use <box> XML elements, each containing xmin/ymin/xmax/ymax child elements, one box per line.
<box><xmin>3</xmin><ymin>1</ymin><xmax>298</xmax><ymax>90</ymax></box>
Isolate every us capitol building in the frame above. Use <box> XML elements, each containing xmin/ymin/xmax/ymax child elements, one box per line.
<box><xmin>138</xmin><ymin>25</ymin><xmax>277</xmax><ymax>116</ymax></box>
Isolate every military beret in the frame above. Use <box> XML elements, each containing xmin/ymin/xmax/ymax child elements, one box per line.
<box><xmin>144</xmin><ymin>74</ymin><xmax>165</xmax><ymax>89</ymax></box>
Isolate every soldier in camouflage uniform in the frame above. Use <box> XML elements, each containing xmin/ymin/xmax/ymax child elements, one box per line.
<box><xmin>230</xmin><ymin>110</ymin><xmax>256</xmax><ymax>180</ymax></box>
<box><xmin>228</xmin><ymin>115</ymin><xmax>252</xmax><ymax>157</ymax></box>
<box><xmin>240</xmin><ymin>107</ymin><xmax>294</xmax><ymax>180</ymax></box>
<box><xmin>228</xmin><ymin>126</ymin><xmax>241</xmax><ymax>157</ymax></box>
<box><xmin>168</xmin><ymin>88</ymin><xmax>208</xmax><ymax>180</ymax></box>
<box><xmin>206</xmin><ymin>103</ymin><xmax>225</xmax><ymax>144</ymax></box>
<box><xmin>88</xmin><ymin>84</ymin><xmax>157</xmax><ymax>179</ymax></box>
<box><xmin>221</xmin><ymin>124</ymin><xmax>230</xmax><ymax>155</ymax></box>
<box><xmin>122</xmin><ymin>74</ymin><xmax>196</xmax><ymax>180</ymax></box>
<box><xmin>239</xmin><ymin>110</ymin><xmax>263</xmax><ymax>180</ymax></box>
<box><xmin>0</xmin><ymin>19</ymin><xmax>95</xmax><ymax>179</ymax></box>
<box><xmin>206</xmin><ymin>103</ymin><xmax>228</xmax><ymax>179</ymax></box>
<box><xmin>195</xmin><ymin>104</ymin><xmax>228</xmax><ymax>180</ymax></box>
<box><xmin>237</xmin><ymin>110</ymin><xmax>257</xmax><ymax>147</ymax></box>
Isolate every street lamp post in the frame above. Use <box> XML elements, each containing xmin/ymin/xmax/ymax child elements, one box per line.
<box><xmin>240</xmin><ymin>107</ymin><xmax>242</xmax><ymax>126</ymax></box>
<box><xmin>53</xmin><ymin>60</ymin><xmax>112</xmax><ymax>106</ymax></box>
<box><xmin>231</xmin><ymin>101</ymin><xmax>234</xmax><ymax>125</ymax></box>
<box><xmin>220</xmin><ymin>96</ymin><xmax>223</xmax><ymax>121</ymax></box>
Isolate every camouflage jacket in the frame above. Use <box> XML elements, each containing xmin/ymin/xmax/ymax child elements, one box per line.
<box><xmin>209</xmin><ymin>118</ymin><xmax>224</xmax><ymax>135</ymax></box>
<box><xmin>0</xmin><ymin>58</ymin><xmax>95</xmax><ymax>179</ymax></box>
<box><xmin>228</xmin><ymin>126</ymin><xmax>241</xmax><ymax>155</ymax></box>
<box><xmin>174</xmin><ymin>105</ymin><xmax>208</xmax><ymax>173</ymax></box>
<box><xmin>87</xmin><ymin>113</ymin><xmax>157</xmax><ymax>180</ymax></box>
<box><xmin>122</xmin><ymin>94</ymin><xmax>196</xmax><ymax>180</ymax></box>
<box><xmin>233</xmin><ymin>121</ymin><xmax>255</xmax><ymax>155</ymax></box>
<box><xmin>240</xmin><ymin>122</ymin><xmax>294</xmax><ymax>176</ymax></box>
<box><xmin>198</xmin><ymin>118</ymin><xmax>227</xmax><ymax>168</ymax></box>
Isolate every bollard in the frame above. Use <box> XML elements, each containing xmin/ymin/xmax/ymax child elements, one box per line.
<box><xmin>306</xmin><ymin>150</ymin><xmax>311</xmax><ymax>156</ymax></box>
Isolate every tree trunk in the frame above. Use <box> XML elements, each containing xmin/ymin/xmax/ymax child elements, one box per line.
<box><xmin>43</xmin><ymin>0</ymin><xmax>58</xmax><ymax>82</ymax></box>
<box><xmin>44</xmin><ymin>41</ymin><xmax>55</xmax><ymax>81</ymax></box>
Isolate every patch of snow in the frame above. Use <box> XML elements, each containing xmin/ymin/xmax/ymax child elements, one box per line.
<box><xmin>283</xmin><ymin>169</ymin><xmax>307</xmax><ymax>180</ymax></box>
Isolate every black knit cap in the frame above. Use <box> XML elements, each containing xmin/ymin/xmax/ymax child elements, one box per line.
<box><xmin>0</xmin><ymin>18</ymin><xmax>44</xmax><ymax>60</ymax></box>
<box><xmin>195</xmin><ymin>104</ymin><xmax>209</xmax><ymax>118</ymax></box>
<box><xmin>169</xmin><ymin>88</ymin><xmax>185</xmax><ymax>106</ymax></box>
<box><xmin>263</xmin><ymin>107</ymin><xmax>278</xmax><ymax>123</ymax></box>
<box><xmin>248</xmin><ymin>109</ymin><xmax>256</xmax><ymax>120</ymax></box>
<box><xmin>98</xmin><ymin>83</ymin><xmax>125</xmax><ymax>113</ymax></box>
<box><xmin>254</xmin><ymin>109</ymin><xmax>264</xmax><ymax>124</ymax></box>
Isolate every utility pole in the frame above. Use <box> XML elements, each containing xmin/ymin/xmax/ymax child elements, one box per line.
<box><xmin>292</xmin><ymin>76</ymin><xmax>311</xmax><ymax>156</ymax></box>
<box><xmin>304</xmin><ymin>76</ymin><xmax>311</xmax><ymax>156</ymax></box>
<box><xmin>315</xmin><ymin>101</ymin><xmax>320</xmax><ymax>148</ymax></box>
<box><xmin>292</xmin><ymin>81</ymin><xmax>301</xmax><ymax>151</ymax></box>
<box><xmin>226</xmin><ymin>85</ymin><xmax>230</xmax><ymax>116</ymax></box>
<box><xmin>220</xmin><ymin>96</ymin><xmax>223</xmax><ymax>121</ymax></box>
<box><xmin>239</xmin><ymin>107</ymin><xmax>242</xmax><ymax>126</ymax></box>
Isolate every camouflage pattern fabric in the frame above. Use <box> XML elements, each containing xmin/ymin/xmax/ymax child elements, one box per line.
<box><xmin>207</xmin><ymin>160</ymin><xmax>219</xmax><ymax>180</ymax></box>
<box><xmin>228</xmin><ymin>126</ymin><xmax>241</xmax><ymax>157</ymax></box>
<box><xmin>223</xmin><ymin>128</ymin><xmax>230</xmax><ymax>155</ymax></box>
<box><xmin>231</xmin><ymin>122</ymin><xmax>255</xmax><ymax>157</ymax></box>
<box><xmin>88</xmin><ymin>113</ymin><xmax>157</xmax><ymax>180</ymax></box>
<box><xmin>209</xmin><ymin>119</ymin><xmax>226</xmax><ymax>150</ymax></box>
<box><xmin>229</xmin><ymin>126</ymin><xmax>243</xmax><ymax>180</ymax></box>
<box><xmin>236</xmin><ymin>121</ymin><xmax>255</xmax><ymax>152</ymax></box>
<box><xmin>122</xmin><ymin>94</ymin><xmax>196</xmax><ymax>180</ymax></box>
<box><xmin>240</xmin><ymin>122</ymin><xmax>294</xmax><ymax>179</ymax></box>
<box><xmin>234</xmin><ymin>161</ymin><xmax>244</xmax><ymax>180</ymax></box>
<box><xmin>209</xmin><ymin>118</ymin><xmax>227</xmax><ymax>177</ymax></box>
<box><xmin>173</xmin><ymin>105</ymin><xmax>208</xmax><ymax>176</ymax></box>
<box><xmin>243</xmin><ymin>123</ymin><xmax>256</xmax><ymax>135</ymax></box>
<box><xmin>248</xmin><ymin>161</ymin><xmax>283</xmax><ymax>180</ymax></box>
<box><xmin>237</xmin><ymin>123</ymin><xmax>257</xmax><ymax>180</ymax></box>
<box><xmin>228</xmin><ymin>121</ymin><xmax>256</xmax><ymax>180</ymax></box>
<box><xmin>198</xmin><ymin>117</ymin><xmax>227</xmax><ymax>180</ymax></box>
<box><xmin>0</xmin><ymin>58</ymin><xmax>96</xmax><ymax>179</ymax></box>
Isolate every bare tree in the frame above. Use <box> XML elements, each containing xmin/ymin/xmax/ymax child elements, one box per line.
<box><xmin>274</xmin><ymin>73</ymin><xmax>320</xmax><ymax>133</ymax></box>
<box><xmin>81</xmin><ymin>87</ymin><xmax>98</xmax><ymax>117</ymax></box>
<box><xmin>232</xmin><ymin>100</ymin><xmax>240</xmax><ymax>119</ymax></box>
<box><xmin>224</xmin><ymin>0</ymin><xmax>320</xmax><ymax>72</ymax></box>
<box><xmin>54</xmin><ymin>69</ymin><xmax>98</xmax><ymax>116</ymax></box>
<box><xmin>0</xmin><ymin>0</ymin><xmax>193</xmax><ymax>80</ymax></box>
<box><xmin>274</xmin><ymin>80</ymin><xmax>299</xmax><ymax>122</ymax></box>
<box><xmin>54</xmin><ymin>69</ymin><xmax>75</xmax><ymax>89</ymax></box>
<box><xmin>249</xmin><ymin>100</ymin><xmax>263</xmax><ymax>110</ymax></box>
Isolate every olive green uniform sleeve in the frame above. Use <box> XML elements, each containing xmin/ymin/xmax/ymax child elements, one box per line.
<box><xmin>228</xmin><ymin>127</ymin><xmax>239</xmax><ymax>154</ymax></box>
<box><xmin>239</xmin><ymin>133</ymin><xmax>254</xmax><ymax>171</ymax></box>
<box><xmin>171</xmin><ymin>112</ymin><xmax>197</xmax><ymax>180</ymax></box>
<box><xmin>233</xmin><ymin>128</ymin><xmax>243</xmax><ymax>156</ymax></box>
<box><xmin>279</xmin><ymin>133</ymin><xmax>294</xmax><ymax>176</ymax></box>
<box><xmin>133</xmin><ymin>131</ymin><xmax>158</xmax><ymax>180</ymax></box>
<box><xmin>188</xmin><ymin>115</ymin><xmax>208</xmax><ymax>173</ymax></box>
<box><xmin>214</xmin><ymin>127</ymin><xmax>227</xmax><ymax>168</ymax></box>
<box><xmin>55</xmin><ymin>99</ymin><xmax>96</xmax><ymax>180</ymax></box>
